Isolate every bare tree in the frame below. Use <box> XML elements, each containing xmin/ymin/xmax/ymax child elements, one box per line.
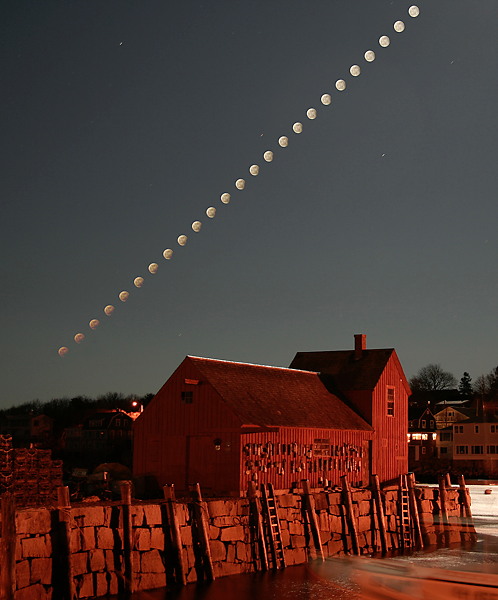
<box><xmin>410</xmin><ymin>363</ymin><xmax>457</xmax><ymax>392</ymax></box>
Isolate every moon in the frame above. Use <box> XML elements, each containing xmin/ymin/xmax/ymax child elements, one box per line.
<box><xmin>89</xmin><ymin>319</ymin><xmax>100</xmax><ymax>329</ymax></box>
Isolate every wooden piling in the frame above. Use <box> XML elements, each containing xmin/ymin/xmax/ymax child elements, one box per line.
<box><xmin>0</xmin><ymin>492</ymin><xmax>16</xmax><ymax>600</ymax></box>
<box><xmin>301</xmin><ymin>479</ymin><xmax>324</xmax><ymax>561</ymax></box>
<box><xmin>163</xmin><ymin>484</ymin><xmax>187</xmax><ymax>585</ymax></box>
<box><xmin>370</xmin><ymin>475</ymin><xmax>388</xmax><ymax>555</ymax></box>
<box><xmin>56</xmin><ymin>486</ymin><xmax>75</xmax><ymax>600</ymax></box>
<box><xmin>247</xmin><ymin>481</ymin><xmax>268</xmax><ymax>571</ymax></box>
<box><xmin>407</xmin><ymin>473</ymin><xmax>424</xmax><ymax>550</ymax></box>
<box><xmin>458</xmin><ymin>474</ymin><xmax>472</xmax><ymax>521</ymax></box>
<box><xmin>341</xmin><ymin>475</ymin><xmax>359</xmax><ymax>555</ymax></box>
<box><xmin>445</xmin><ymin>472</ymin><xmax>452</xmax><ymax>489</ymax></box>
<box><xmin>120</xmin><ymin>481</ymin><xmax>134</xmax><ymax>595</ymax></box>
<box><xmin>438</xmin><ymin>475</ymin><xmax>450</xmax><ymax>546</ymax></box>
<box><xmin>189</xmin><ymin>483</ymin><xmax>215</xmax><ymax>581</ymax></box>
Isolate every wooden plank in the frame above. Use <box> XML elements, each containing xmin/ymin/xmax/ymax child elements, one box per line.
<box><xmin>407</xmin><ymin>473</ymin><xmax>424</xmax><ymax>550</ymax></box>
<box><xmin>189</xmin><ymin>483</ymin><xmax>215</xmax><ymax>581</ymax></box>
<box><xmin>163</xmin><ymin>484</ymin><xmax>187</xmax><ymax>585</ymax></box>
<box><xmin>120</xmin><ymin>481</ymin><xmax>134</xmax><ymax>596</ymax></box>
<box><xmin>301</xmin><ymin>479</ymin><xmax>324</xmax><ymax>561</ymax></box>
<box><xmin>370</xmin><ymin>474</ymin><xmax>387</xmax><ymax>555</ymax></box>
<box><xmin>247</xmin><ymin>481</ymin><xmax>268</xmax><ymax>571</ymax></box>
<box><xmin>341</xmin><ymin>475</ymin><xmax>359</xmax><ymax>555</ymax></box>
<box><xmin>0</xmin><ymin>492</ymin><xmax>16</xmax><ymax>600</ymax></box>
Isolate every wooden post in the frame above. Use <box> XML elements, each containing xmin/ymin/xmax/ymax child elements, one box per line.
<box><xmin>163</xmin><ymin>485</ymin><xmax>187</xmax><ymax>585</ymax></box>
<box><xmin>438</xmin><ymin>475</ymin><xmax>450</xmax><ymax>546</ymax></box>
<box><xmin>120</xmin><ymin>481</ymin><xmax>134</xmax><ymax>596</ymax></box>
<box><xmin>445</xmin><ymin>472</ymin><xmax>452</xmax><ymax>489</ymax></box>
<box><xmin>301</xmin><ymin>479</ymin><xmax>324</xmax><ymax>561</ymax></box>
<box><xmin>1</xmin><ymin>492</ymin><xmax>16</xmax><ymax>600</ymax></box>
<box><xmin>247</xmin><ymin>481</ymin><xmax>268</xmax><ymax>571</ymax></box>
<box><xmin>56</xmin><ymin>486</ymin><xmax>75</xmax><ymax>600</ymax></box>
<box><xmin>407</xmin><ymin>473</ymin><xmax>424</xmax><ymax>550</ymax></box>
<box><xmin>341</xmin><ymin>475</ymin><xmax>359</xmax><ymax>555</ymax></box>
<box><xmin>189</xmin><ymin>483</ymin><xmax>215</xmax><ymax>581</ymax></box>
<box><xmin>370</xmin><ymin>475</ymin><xmax>388</xmax><ymax>555</ymax></box>
<box><xmin>458</xmin><ymin>474</ymin><xmax>472</xmax><ymax>521</ymax></box>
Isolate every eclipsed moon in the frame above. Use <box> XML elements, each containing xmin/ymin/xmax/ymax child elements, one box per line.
<box><xmin>74</xmin><ymin>333</ymin><xmax>85</xmax><ymax>344</ymax></box>
<box><xmin>177</xmin><ymin>235</ymin><xmax>187</xmax><ymax>246</ymax></box>
<box><xmin>148</xmin><ymin>263</ymin><xmax>158</xmax><ymax>274</ymax></box>
<box><xmin>221</xmin><ymin>193</ymin><xmax>231</xmax><ymax>204</ymax></box>
<box><xmin>408</xmin><ymin>5</ymin><xmax>420</xmax><ymax>17</ymax></box>
<box><xmin>293</xmin><ymin>122</ymin><xmax>303</xmax><ymax>134</ymax></box>
<box><xmin>306</xmin><ymin>108</ymin><xmax>317</xmax><ymax>120</ymax></box>
<box><xmin>192</xmin><ymin>221</ymin><xmax>202</xmax><ymax>232</ymax></box>
<box><xmin>321</xmin><ymin>94</ymin><xmax>331</xmax><ymax>106</ymax></box>
<box><xmin>206</xmin><ymin>207</ymin><xmax>216</xmax><ymax>218</ymax></box>
<box><xmin>134</xmin><ymin>277</ymin><xmax>144</xmax><ymax>288</ymax></box>
<box><xmin>379</xmin><ymin>36</ymin><xmax>390</xmax><ymax>47</ymax></box>
<box><xmin>335</xmin><ymin>79</ymin><xmax>346</xmax><ymax>91</ymax></box>
<box><xmin>235</xmin><ymin>179</ymin><xmax>245</xmax><ymax>190</ymax></box>
<box><xmin>394</xmin><ymin>20</ymin><xmax>405</xmax><ymax>32</ymax></box>
<box><xmin>163</xmin><ymin>248</ymin><xmax>173</xmax><ymax>259</ymax></box>
<box><xmin>278</xmin><ymin>136</ymin><xmax>288</xmax><ymax>147</ymax></box>
<box><xmin>58</xmin><ymin>346</ymin><xmax>69</xmax><ymax>357</ymax></box>
<box><xmin>263</xmin><ymin>151</ymin><xmax>273</xmax><ymax>162</ymax></box>
<box><xmin>364</xmin><ymin>50</ymin><xmax>376</xmax><ymax>62</ymax></box>
<box><xmin>249</xmin><ymin>165</ymin><xmax>259</xmax><ymax>176</ymax></box>
<box><xmin>89</xmin><ymin>319</ymin><xmax>100</xmax><ymax>329</ymax></box>
<box><xmin>119</xmin><ymin>291</ymin><xmax>129</xmax><ymax>302</ymax></box>
<box><xmin>350</xmin><ymin>65</ymin><xmax>361</xmax><ymax>77</ymax></box>
<box><xmin>104</xmin><ymin>305</ymin><xmax>115</xmax><ymax>316</ymax></box>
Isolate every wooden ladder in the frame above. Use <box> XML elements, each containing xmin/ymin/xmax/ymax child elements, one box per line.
<box><xmin>398</xmin><ymin>474</ymin><xmax>412</xmax><ymax>550</ymax></box>
<box><xmin>260</xmin><ymin>483</ymin><xmax>286</xmax><ymax>569</ymax></box>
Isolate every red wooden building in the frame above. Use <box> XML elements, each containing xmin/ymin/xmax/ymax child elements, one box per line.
<box><xmin>133</xmin><ymin>335</ymin><xmax>410</xmax><ymax>496</ymax></box>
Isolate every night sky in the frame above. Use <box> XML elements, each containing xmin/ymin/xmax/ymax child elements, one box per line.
<box><xmin>1</xmin><ymin>1</ymin><xmax>497</xmax><ymax>408</ymax></box>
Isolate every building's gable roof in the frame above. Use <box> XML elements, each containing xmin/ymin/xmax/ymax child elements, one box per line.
<box><xmin>289</xmin><ymin>349</ymin><xmax>402</xmax><ymax>392</ymax></box>
<box><xmin>187</xmin><ymin>356</ymin><xmax>371</xmax><ymax>431</ymax></box>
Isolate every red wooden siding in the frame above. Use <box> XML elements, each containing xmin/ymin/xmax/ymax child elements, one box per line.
<box><xmin>134</xmin><ymin>359</ymin><xmax>242</xmax><ymax>495</ymax></box>
<box><xmin>239</xmin><ymin>428</ymin><xmax>371</xmax><ymax>494</ymax></box>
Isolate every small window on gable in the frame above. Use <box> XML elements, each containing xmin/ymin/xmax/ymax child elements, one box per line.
<box><xmin>475</xmin><ymin>425</ymin><xmax>479</xmax><ymax>434</ymax></box>
<box><xmin>421</xmin><ymin>420</ymin><xmax>426</xmax><ymax>428</ymax></box>
<box><xmin>181</xmin><ymin>391</ymin><xmax>193</xmax><ymax>404</ymax></box>
<box><xmin>386</xmin><ymin>387</ymin><xmax>395</xmax><ymax>417</ymax></box>
<box><xmin>430</xmin><ymin>420</ymin><xmax>434</xmax><ymax>428</ymax></box>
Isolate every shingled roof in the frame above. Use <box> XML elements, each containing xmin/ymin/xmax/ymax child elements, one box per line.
<box><xmin>289</xmin><ymin>349</ymin><xmax>400</xmax><ymax>392</ymax></box>
<box><xmin>187</xmin><ymin>356</ymin><xmax>371</xmax><ymax>431</ymax></box>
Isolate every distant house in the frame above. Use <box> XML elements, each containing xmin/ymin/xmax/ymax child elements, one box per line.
<box><xmin>434</xmin><ymin>405</ymin><xmax>472</xmax><ymax>430</ymax></box>
<box><xmin>407</xmin><ymin>405</ymin><xmax>438</xmax><ymax>466</ymax></box>
<box><xmin>133</xmin><ymin>335</ymin><xmax>410</xmax><ymax>496</ymax></box>
<box><xmin>63</xmin><ymin>409</ymin><xmax>136</xmax><ymax>466</ymax></box>
<box><xmin>451</xmin><ymin>417</ymin><xmax>498</xmax><ymax>478</ymax></box>
<box><xmin>0</xmin><ymin>413</ymin><xmax>54</xmax><ymax>448</ymax></box>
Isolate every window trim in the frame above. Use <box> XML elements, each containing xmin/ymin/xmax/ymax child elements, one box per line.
<box><xmin>386</xmin><ymin>386</ymin><xmax>395</xmax><ymax>417</ymax></box>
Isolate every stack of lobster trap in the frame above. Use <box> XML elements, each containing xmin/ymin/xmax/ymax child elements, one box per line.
<box><xmin>0</xmin><ymin>433</ymin><xmax>63</xmax><ymax>506</ymax></box>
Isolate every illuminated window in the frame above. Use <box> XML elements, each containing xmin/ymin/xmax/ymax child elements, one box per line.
<box><xmin>386</xmin><ymin>387</ymin><xmax>395</xmax><ymax>417</ymax></box>
<box><xmin>412</xmin><ymin>433</ymin><xmax>422</xmax><ymax>440</ymax></box>
<box><xmin>181</xmin><ymin>391</ymin><xmax>193</xmax><ymax>404</ymax></box>
<box><xmin>421</xmin><ymin>434</ymin><xmax>428</xmax><ymax>440</ymax></box>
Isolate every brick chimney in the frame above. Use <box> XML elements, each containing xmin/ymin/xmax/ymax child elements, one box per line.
<box><xmin>354</xmin><ymin>334</ymin><xmax>366</xmax><ymax>360</ymax></box>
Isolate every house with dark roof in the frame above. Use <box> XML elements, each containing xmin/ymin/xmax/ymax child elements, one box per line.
<box><xmin>133</xmin><ymin>335</ymin><xmax>410</xmax><ymax>496</ymax></box>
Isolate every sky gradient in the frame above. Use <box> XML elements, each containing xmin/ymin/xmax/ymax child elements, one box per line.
<box><xmin>1</xmin><ymin>1</ymin><xmax>497</xmax><ymax>408</ymax></box>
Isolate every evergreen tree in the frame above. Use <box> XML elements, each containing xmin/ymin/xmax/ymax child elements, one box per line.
<box><xmin>458</xmin><ymin>372</ymin><xmax>473</xmax><ymax>397</ymax></box>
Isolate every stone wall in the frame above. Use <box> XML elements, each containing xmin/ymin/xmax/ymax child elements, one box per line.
<box><xmin>4</xmin><ymin>484</ymin><xmax>475</xmax><ymax>599</ymax></box>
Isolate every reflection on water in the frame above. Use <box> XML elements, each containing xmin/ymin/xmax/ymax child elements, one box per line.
<box><xmin>126</xmin><ymin>564</ymin><xmax>359</xmax><ymax>600</ymax></box>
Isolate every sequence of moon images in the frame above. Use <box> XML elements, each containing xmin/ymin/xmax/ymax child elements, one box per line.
<box><xmin>58</xmin><ymin>6</ymin><xmax>420</xmax><ymax>357</ymax></box>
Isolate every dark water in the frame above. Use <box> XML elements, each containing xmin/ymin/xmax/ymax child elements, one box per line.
<box><xmin>119</xmin><ymin>515</ymin><xmax>498</xmax><ymax>600</ymax></box>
